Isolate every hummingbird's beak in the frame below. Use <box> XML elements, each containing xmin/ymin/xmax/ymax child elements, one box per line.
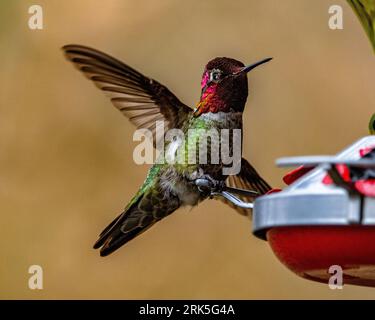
<box><xmin>235</xmin><ymin>57</ymin><xmax>273</xmax><ymax>75</ymax></box>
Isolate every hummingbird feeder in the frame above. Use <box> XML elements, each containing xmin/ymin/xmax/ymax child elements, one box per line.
<box><xmin>252</xmin><ymin>135</ymin><xmax>375</xmax><ymax>287</ymax></box>
<box><xmin>195</xmin><ymin>128</ymin><xmax>375</xmax><ymax>287</ymax></box>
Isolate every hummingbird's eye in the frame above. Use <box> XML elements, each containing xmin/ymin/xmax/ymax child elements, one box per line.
<box><xmin>210</xmin><ymin>69</ymin><xmax>222</xmax><ymax>82</ymax></box>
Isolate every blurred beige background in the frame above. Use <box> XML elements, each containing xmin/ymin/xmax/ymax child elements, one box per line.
<box><xmin>0</xmin><ymin>0</ymin><xmax>374</xmax><ymax>299</ymax></box>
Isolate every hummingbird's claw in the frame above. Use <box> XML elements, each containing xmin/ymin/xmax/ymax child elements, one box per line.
<box><xmin>194</xmin><ymin>176</ymin><xmax>257</xmax><ymax>209</ymax></box>
<box><xmin>195</xmin><ymin>175</ymin><xmax>226</xmax><ymax>194</ymax></box>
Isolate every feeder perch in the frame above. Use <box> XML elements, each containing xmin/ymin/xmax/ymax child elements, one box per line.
<box><xmin>195</xmin><ymin>178</ymin><xmax>259</xmax><ymax>209</ymax></box>
<box><xmin>253</xmin><ymin>136</ymin><xmax>375</xmax><ymax>287</ymax></box>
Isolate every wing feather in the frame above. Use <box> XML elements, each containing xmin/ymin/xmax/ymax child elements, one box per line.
<box><xmin>220</xmin><ymin>158</ymin><xmax>271</xmax><ymax>216</ymax></box>
<box><xmin>62</xmin><ymin>44</ymin><xmax>192</xmax><ymax>146</ymax></box>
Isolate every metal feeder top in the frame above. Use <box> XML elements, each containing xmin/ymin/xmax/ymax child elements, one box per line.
<box><xmin>253</xmin><ymin>136</ymin><xmax>375</xmax><ymax>240</ymax></box>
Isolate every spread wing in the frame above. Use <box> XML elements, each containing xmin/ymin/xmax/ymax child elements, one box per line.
<box><xmin>220</xmin><ymin>157</ymin><xmax>271</xmax><ymax>216</ymax></box>
<box><xmin>62</xmin><ymin>45</ymin><xmax>192</xmax><ymax>146</ymax></box>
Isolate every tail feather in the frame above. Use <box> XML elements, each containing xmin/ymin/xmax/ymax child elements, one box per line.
<box><xmin>93</xmin><ymin>212</ymin><xmax>123</xmax><ymax>249</ymax></box>
<box><xmin>94</xmin><ymin>187</ymin><xmax>180</xmax><ymax>256</ymax></box>
<box><xmin>99</xmin><ymin>222</ymin><xmax>156</xmax><ymax>257</ymax></box>
<box><xmin>94</xmin><ymin>197</ymin><xmax>155</xmax><ymax>256</ymax></box>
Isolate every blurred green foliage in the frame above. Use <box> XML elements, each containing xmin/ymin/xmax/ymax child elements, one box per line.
<box><xmin>348</xmin><ymin>0</ymin><xmax>375</xmax><ymax>52</ymax></box>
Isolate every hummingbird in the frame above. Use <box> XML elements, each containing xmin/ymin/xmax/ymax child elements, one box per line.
<box><xmin>63</xmin><ymin>45</ymin><xmax>272</xmax><ymax>256</ymax></box>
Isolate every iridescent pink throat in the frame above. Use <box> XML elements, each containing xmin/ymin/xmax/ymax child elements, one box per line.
<box><xmin>193</xmin><ymin>71</ymin><xmax>227</xmax><ymax>117</ymax></box>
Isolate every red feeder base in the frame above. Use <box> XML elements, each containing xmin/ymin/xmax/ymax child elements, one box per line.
<box><xmin>267</xmin><ymin>226</ymin><xmax>375</xmax><ymax>287</ymax></box>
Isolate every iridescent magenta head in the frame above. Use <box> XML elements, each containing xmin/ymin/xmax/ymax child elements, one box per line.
<box><xmin>194</xmin><ymin>57</ymin><xmax>272</xmax><ymax>116</ymax></box>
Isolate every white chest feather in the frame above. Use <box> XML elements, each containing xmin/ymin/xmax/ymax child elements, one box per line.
<box><xmin>200</xmin><ymin>111</ymin><xmax>242</xmax><ymax>127</ymax></box>
<box><xmin>165</xmin><ymin>138</ymin><xmax>183</xmax><ymax>163</ymax></box>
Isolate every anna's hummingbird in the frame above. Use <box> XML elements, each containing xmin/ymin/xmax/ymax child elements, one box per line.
<box><xmin>63</xmin><ymin>45</ymin><xmax>272</xmax><ymax>256</ymax></box>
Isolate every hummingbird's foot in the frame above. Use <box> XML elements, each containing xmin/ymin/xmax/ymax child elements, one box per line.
<box><xmin>194</xmin><ymin>174</ymin><xmax>226</xmax><ymax>197</ymax></box>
